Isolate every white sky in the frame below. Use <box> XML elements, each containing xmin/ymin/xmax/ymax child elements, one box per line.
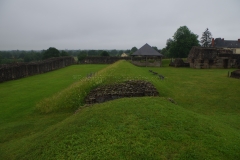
<box><xmin>0</xmin><ymin>0</ymin><xmax>239</xmax><ymax>50</ymax></box>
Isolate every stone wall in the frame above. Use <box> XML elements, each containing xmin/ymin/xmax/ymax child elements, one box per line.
<box><xmin>85</xmin><ymin>80</ymin><xmax>159</xmax><ymax>104</ymax></box>
<box><xmin>0</xmin><ymin>56</ymin><xmax>75</xmax><ymax>83</ymax></box>
<box><xmin>188</xmin><ymin>47</ymin><xmax>240</xmax><ymax>69</ymax></box>
<box><xmin>230</xmin><ymin>70</ymin><xmax>240</xmax><ymax>79</ymax></box>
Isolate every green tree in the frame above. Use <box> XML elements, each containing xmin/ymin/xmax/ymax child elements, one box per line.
<box><xmin>125</xmin><ymin>49</ymin><xmax>130</xmax><ymax>54</ymax></box>
<box><xmin>130</xmin><ymin>47</ymin><xmax>138</xmax><ymax>55</ymax></box>
<box><xmin>200</xmin><ymin>28</ymin><xmax>212</xmax><ymax>47</ymax></box>
<box><xmin>152</xmin><ymin>46</ymin><xmax>159</xmax><ymax>52</ymax></box>
<box><xmin>78</xmin><ymin>51</ymin><xmax>87</xmax><ymax>62</ymax></box>
<box><xmin>169</xmin><ymin>26</ymin><xmax>199</xmax><ymax>58</ymax></box>
<box><xmin>42</xmin><ymin>47</ymin><xmax>60</xmax><ymax>60</ymax></box>
<box><xmin>160</xmin><ymin>48</ymin><xmax>169</xmax><ymax>57</ymax></box>
<box><xmin>24</xmin><ymin>53</ymin><xmax>32</xmax><ymax>62</ymax></box>
<box><xmin>131</xmin><ymin>47</ymin><xmax>138</xmax><ymax>52</ymax></box>
<box><xmin>166</xmin><ymin>38</ymin><xmax>173</xmax><ymax>50</ymax></box>
<box><xmin>100</xmin><ymin>51</ymin><xmax>110</xmax><ymax>56</ymax></box>
<box><xmin>60</xmin><ymin>50</ymin><xmax>69</xmax><ymax>57</ymax></box>
<box><xmin>88</xmin><ymin>50</ymin><xmax>97</xmax><ymax>56</ymax></box>
<box><xmin>118</xmin><ymin>50</ymin><xmax>124</xmax><ymax>55</ymax></box>
<box><xmin>109</xmin><ymin>49</ymin><xmax>118</xmax><ymax>56</ymax></box>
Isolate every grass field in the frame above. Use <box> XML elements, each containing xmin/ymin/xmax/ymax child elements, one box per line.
<box><xmin>0</xmin><ymin>65</ymin><xmax>108</xmax><ymax>147</ymax></box>
<box><xmin>0</xmin><ymin>60</ymin><xmax>240</xmax><ymax>159</ymax></box>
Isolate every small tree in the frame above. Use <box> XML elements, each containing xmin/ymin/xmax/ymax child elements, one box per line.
<box><xmin>100</xmin><ymin>51</ymin><xmax>109</xmax><ymax>56</ymax></box>
<box><xmin>60</xmin><ymin>50</ymin><xmax>69</xmax><ymax>57</ymax></box>
<box><xmin>160</xmin><ymin>48</ymin><xmax>169</xmax><ymax>57</ymax></box>
<box><xmin>42</xmin><ymin>47</ymin><xmax>60</xmax><ymax>60</ymax></box>
<box><xmin>129</xmin><ymin>47</ymin><xmax>138</xmax><ymax>55</ymax></box>
<box><xmin>152</xmin><ymin>46</ymin><xmax>159</xmax><ymax>52</ymax></box>
<box><xmin>200</xmin><ymin>28</ymin><xmax>212</xmax><ymax>47</ymax></box>
<box><xmin>78</xmin><ymin>51</ymin><xmax>87</xmax><ymax>62</ymax></box>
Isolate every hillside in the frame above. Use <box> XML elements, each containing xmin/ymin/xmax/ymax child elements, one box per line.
<box><xmin>0</xmin><ymin>60</ymin><xmax>240</xmax><ymax>159</ymax></box>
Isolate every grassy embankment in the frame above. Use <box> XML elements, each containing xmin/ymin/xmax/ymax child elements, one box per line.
<box><xmin>0</xmin><ymin>64</ymin><xmax>107</xmax><ymax>150</ymax></box>
<box><xmin>1</xmin><ymin>60</ymin><xmax>240</xmax><ymax>159</ymax></box>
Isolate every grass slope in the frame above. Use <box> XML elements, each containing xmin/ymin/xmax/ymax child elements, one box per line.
<box><xmin>0</xmin><ymin>64</ymin><xmax>107</xmax><ymax>143</ymax></box>
<box><xmin>2</xmin><ymin>98</ymin><xmax>240</xmax><ymax>159</ymax></box>
<box><xmin>1</xmin><ymin>60</ymin><xmax>240</xmax><ymax>159</ymax></box>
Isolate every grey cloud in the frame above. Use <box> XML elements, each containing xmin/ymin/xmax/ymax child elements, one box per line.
<box><xmin>0</xmin><ymin>0</ymin><xmax>240</xmax><ymax>50</ymax></box>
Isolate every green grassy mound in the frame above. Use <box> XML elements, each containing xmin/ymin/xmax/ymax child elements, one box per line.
<box><xmin>2</xmin><ymin>98</ymin><xmax>240</xmax><ymax>159</ymax></box>
<box><xmin>1</xmin><ymin>60</ymin><xmax>240</xmax><ymax>159</ymax></box>
<box><xmin>0</xmin><ymin>64</ymin><xmax>108</xmax><ymax>150</ymax></box>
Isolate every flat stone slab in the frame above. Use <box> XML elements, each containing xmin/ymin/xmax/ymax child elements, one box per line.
<box><xmin>85</xmin><ymin>80</ymin><xmax>159</xmax><ymax>104</ymax></box>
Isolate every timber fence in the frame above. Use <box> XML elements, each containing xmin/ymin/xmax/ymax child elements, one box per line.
<box><xmin>0</xmin><ymin>56</ymin><xmax>75</xmax><ymax>83</ymax></box>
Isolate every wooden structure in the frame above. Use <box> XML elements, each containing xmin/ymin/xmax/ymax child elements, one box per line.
<box><xmin>0</xmin><ymin>56</ymin><xmax>75</xmax><ymax>83</ymax></box>
<box><xmin>131</xmin><ymin>43</ymin><xmax>163</xmax><ymax>67</ymax></box>
<box><xmin>121</xmin><ymin>53</ymin><xmax>128</xmax><ymax>57</ymax></box>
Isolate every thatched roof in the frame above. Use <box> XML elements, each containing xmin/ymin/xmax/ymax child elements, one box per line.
<box><xmin>132</xmin><ymin>43</ymin><xmax>163</xmax><ymax>57</ymax></box>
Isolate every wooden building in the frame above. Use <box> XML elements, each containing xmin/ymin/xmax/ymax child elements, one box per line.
<box><xmin>131</xmin><ymin>43</ymin><xmax>163</xmax><ymax>67</ymax></box>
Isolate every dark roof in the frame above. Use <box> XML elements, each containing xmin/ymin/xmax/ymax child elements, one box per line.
<box><xmin>132</xmin><ymin>43</ymin><xmax>163</xmax><ymax>56</ymax></box>
<box><xmin>214</xmin><ymin>38</ymin><xmax>240</xmax><ymax>48</ymax></box>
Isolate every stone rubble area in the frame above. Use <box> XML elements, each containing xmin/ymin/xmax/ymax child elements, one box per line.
<box><xmin>230</xmin><ymin>69</ymin><xmax>240</xmax><ymax>79</ymax></box>
<box><xmin>85</xmin><ymin>80</ymin><xmax>159</xmax><ymax>104</ymax></box>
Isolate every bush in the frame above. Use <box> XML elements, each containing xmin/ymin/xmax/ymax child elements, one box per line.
<box><xmin>77</xmin><ymin>53</ymin><xmax>87</xmax><ymax>62</ymax></box>
<box><xmin>42</xmin><ymin>47</ymin><xmax>60</xmax><ymax>60</ymax></box>
<box><xmin>100</xmin><ymin>51</ymin><xmax>109</xmax><ymax>56</ymax></box>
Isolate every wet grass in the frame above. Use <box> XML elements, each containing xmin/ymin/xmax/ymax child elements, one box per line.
<box><xmin>0</xmin><ymin>64</ymin><xmax>108</xmax><ymax>143</ymax></box>
<box><xmin>0</xmin><ymin>60</ymin><xmax>240</xmax><ymax>159</ymax></box>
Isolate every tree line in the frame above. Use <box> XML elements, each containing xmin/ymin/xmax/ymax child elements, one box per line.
<box><xmin>161</xmin><ymin>26</ymin><xmax>212</xmax><ymax>58</ymax></box>
<box><xmin>0</xmin><ymin>48</ymin><xmax>131</xmax><ymax>65</ymax></box>
<box><xmin>0</xmin><ymin>26</ymin><xmax>212</xmax><ymax>64</ymax></box>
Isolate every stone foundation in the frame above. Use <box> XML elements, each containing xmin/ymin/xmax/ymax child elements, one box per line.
<box><xmin>85</xmin><ymin>80</ymin><xmax>159</xmax><ymax>104</ymax></box>
<box><xmin>188</xmin><ymin>47</ymin><xmax>240</xmax><ymax>69</ymax></box>
<box><xmin>230</xmin><ymin>70</ymin><xmax>240</xmax><ymax>79</ymax></box>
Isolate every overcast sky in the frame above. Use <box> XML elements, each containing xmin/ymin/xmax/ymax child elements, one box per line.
<box><xmin>0</xmin><ymin>0</ymin><xmax>239</xmax><ymax>50</ymax></box>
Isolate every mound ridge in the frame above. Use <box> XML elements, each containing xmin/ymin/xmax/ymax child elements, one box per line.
<box><xmin>4</xmin><ymin>98</ymin><xmax>239</xmax><ymax>160</ymax></box>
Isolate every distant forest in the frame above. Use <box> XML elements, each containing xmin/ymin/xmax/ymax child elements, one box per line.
<box><xmin>0</xmin><ymin>49</ymin><xmax>131</xmax><ymax>65</ymax></box>
<box><xmin>0</xmin><ymin>45</ymin><xmax>163</xmax><ymax>65</ymax></box>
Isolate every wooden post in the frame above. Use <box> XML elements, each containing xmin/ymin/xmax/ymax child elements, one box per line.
<box><xmin>146</xmin><ymin>56</ymin><xmax>147</xmax><ymax>67</ymax></box>
<box><xmin>160</xmin><ymin>57</ymin><xmax>161</xmax><ymax>67</ymax></box>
